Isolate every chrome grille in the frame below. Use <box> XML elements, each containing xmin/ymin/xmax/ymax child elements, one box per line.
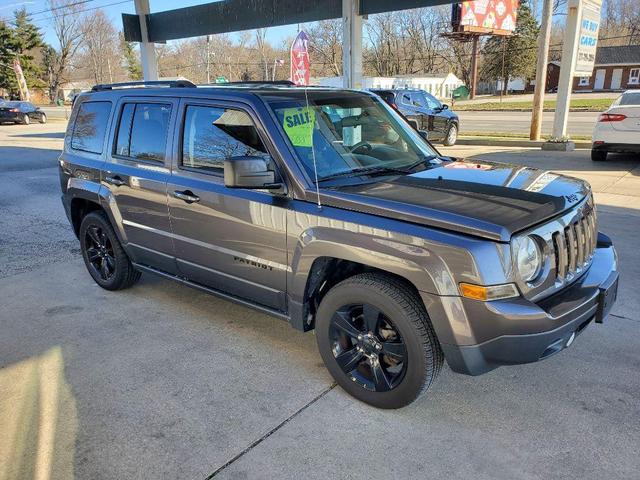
<box><xmin>552</xmin><ymin>207</ymin><xmax>597</xmax><ymax>282</ymax></box>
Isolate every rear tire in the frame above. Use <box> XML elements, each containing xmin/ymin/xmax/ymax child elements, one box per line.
<box><xmin>591</xmin><ymin>149</ymin><xmax>607</xmax><ymax>161</ymax></box>
<box><xmin>315</xmin><ymin>273</ymin><xmax>443</xmax><ymax>409</ymax></box>
<box><xmin>21</xmin><ymin>114</ymin><xmax>30</xmax><ymax>125</ymax></box>
<box><xmin>443</xmin><ymin>123</ymin><xmax>458</xmax><ymax>146</ymax></box>
<box><xmin>79</xmin><ymin>211</ymin><xmax>141</xmax><ymax>291</ymax></box>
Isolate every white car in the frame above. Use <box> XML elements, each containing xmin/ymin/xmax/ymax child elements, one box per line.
<box><xmin>592</xmin><ymin>90</ymin><xmax>640</xmax><ymax>161</ymax></box>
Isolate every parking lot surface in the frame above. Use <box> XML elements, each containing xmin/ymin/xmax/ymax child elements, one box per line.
<box><xmin>1</xmin><ymin>121</ymin><xmax>639</xmax><ymax>479</ymax></box>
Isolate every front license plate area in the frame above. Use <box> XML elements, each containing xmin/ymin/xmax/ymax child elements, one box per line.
<box><xmin>596</xmin><ymin>272</ymin><xmax>619</xmax><ymax>324</ymax></box>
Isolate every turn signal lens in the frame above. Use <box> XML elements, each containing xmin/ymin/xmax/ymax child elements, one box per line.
<box><xmin>599</xmin><ymin>113</ymin><xmax>627</xmax><ymax>122</ymax></box>
<box><xmin>459</xmin><ymin>283</ymin><xmax>519</xmax><ymax>301</ymax></box>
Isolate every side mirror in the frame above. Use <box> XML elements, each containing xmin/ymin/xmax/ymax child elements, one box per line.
<box><xmin>441</xmin><ymin>104</ymin><xmax>449</xmax><ymax>111</ymax></box>
<box><xmin>407</xmin><ymin>119</ymin><xmax>419</xmax><ymax>130</ymax></box>
<box><xmin>419</xmin><ymin>130</ymin><xmax>429</xmax><ymax>141</ymax></box>
<box><xmin>224</xmin><ymin>155</ymin><xmax>281</xmax><ymax>189</ymax></box>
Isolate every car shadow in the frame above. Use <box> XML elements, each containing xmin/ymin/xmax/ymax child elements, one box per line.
<box><xmin>9</xmin><ymin>132</ymin><xmax>66</xmax><ymax>139</ymax></box>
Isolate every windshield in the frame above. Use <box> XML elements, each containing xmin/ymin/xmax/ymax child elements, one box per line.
<box><xmin>266</xmin><ymin>91</ymin><xmax>439</xmax><ymax>182</ymax></box>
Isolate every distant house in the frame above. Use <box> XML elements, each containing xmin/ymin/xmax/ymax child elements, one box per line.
<box><xmin>60</xmin><ymin>81</ymin><xmax>93</xmax><ymax>102</ymax></box>
<box><xmin>313</xmin><ymin>74</ymin><xmax>464</xmax><ymax>100</ymax></box>
<box><xmin>573</xmin><ymin>45</ymin><xmax>640</xmax><ymax>92</ymax></box>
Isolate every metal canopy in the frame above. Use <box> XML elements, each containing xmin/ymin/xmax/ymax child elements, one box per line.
<box><xmin>123</xmin><ymin>0</ymin><xmax>454</xmax><ymax>42</ymax></box>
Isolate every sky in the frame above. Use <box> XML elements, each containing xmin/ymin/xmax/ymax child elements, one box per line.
<box><xmin>0</xmin><ymin>0</ymin><xmax>302</xmax><ymax>47</ymax></box>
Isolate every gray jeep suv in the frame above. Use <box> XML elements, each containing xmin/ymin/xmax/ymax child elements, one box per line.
<box><xmin>60</xmin><ymin>81</ymin><xmax>619</xmax><ymax>408</ymax></box>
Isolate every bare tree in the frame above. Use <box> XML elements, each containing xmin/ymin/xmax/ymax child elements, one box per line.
<box><xmin>307</xmin><ymin>20</ymin><xmax>342</xmax><ymax>77</ymax></box>
<box><xmin>80</xmin><ymin>10</ymin><xmax>119</xmax><ymax>84</ymax></box>
<box><xmin>46</xmin><ymin>0</ymin><xmax>84</xmax><ymax>102</ymax></box>
<box><xmin>254</xmin><ymin>28</ymin><xmax>269</xmax><ymax>80</ymax></box>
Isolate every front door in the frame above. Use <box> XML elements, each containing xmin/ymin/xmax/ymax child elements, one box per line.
<box><xmin>167</xmin><ymin>99</ymin><xmax>288</xmax><ymax>311</ymax></box>
<box><xmin>103</xmin><ymin>97</ymin><xmax>179</xmax><ymax>274</ymax></box>
<box><xmin>594</xmin><ymin>69</ymin><xmax>606</xmax><ymax>90</ymax></box>
<box><xmin>611</xmin><ymin>69</ymin><xmax>623</xmax><ymax>90</ymax></box>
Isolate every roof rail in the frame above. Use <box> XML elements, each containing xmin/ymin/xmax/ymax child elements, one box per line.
<box><xmin>92</xmin><ymin>80</ymin><xmax>197</xmax><ymax>91</ymax></box>
<box><xmin>211</xmin><ymin>80</ymin><xmax>297</xmax><ymax>87</ymax></box>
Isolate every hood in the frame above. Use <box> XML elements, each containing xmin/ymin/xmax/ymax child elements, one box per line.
<box><xmin>320</xmin><ymin>159</ymin><xmax>590</xmax><ymax>241</ymax></box>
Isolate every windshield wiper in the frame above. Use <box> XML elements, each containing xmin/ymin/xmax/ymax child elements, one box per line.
<box><xmin>317</xmin><ymin>166</ymin><xmax>409</xmax><ymax>182</ymax></box>
<box><xmin>316</xmin><ymin>156</ymin><xmax>440</xmax><ymax>183</ymax></box>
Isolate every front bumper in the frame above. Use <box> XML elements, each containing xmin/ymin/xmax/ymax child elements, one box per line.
<box><xmin>421</xmin><ymin>235</ymin><xmax>618</xmax><ymax>376</ymax></box>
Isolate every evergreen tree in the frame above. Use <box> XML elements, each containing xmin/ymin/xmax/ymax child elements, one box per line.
<box><xmin>10</xmin><ymin>8</ymin><xmax>43</xmax><ymax>91</ymax></box>
<box><xmin>0</xmin><ymin>20</ymin><xmax>20</xmax><ymax>95</ymax></box>
<box><xmin>120</xmin><ymin>35</ymin><xmax>142</xmax><ymax>80</ymax></box>
<box><xmin>481</xmin><ymin>0</ymin><xmax>539</xmax><ymax>94</ymax></box>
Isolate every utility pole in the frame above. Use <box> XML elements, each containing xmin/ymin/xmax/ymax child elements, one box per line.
<box><xmin>206</xmin><ymin>35</ymin><xmax>211</xmax><ymax>84</ymax></box>
<box><xmin>530</xmin><ymin>0</ymin><xmax>553</xmax><ymax>140</ymax></box>
<box><xmin>469</xmin><ymin>35</ymin><xmax>480</xmax><ymax>99</ymax></box>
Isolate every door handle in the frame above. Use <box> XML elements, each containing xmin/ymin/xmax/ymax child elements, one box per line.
<box><xmin>173</xmin><ymin>190</ymin><xmax>200</xmax><ymax>204</ymax></box>
<box><xmin>105</xmin><ymin>175</ymin><xmax>126</xmax><ymax>187</ymax></box>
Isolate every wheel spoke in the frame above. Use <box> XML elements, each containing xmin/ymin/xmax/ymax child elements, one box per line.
<box><xmin>87</xmin><ymin>227</ymin><xmax>101</xmax><ymax>246</ymax></box>
<box><xmin>86</xmin><ymin>247</ymin><xmax>100</xmax><ymax>262</ymax></box>
<box><xmin>381</xmin><ymin>340</ymin><xmax>405</xmax><ymax>361</ymax></box>
<box><xmin>332</xmin><ymin>310</ymin><xmax>362</xmax><ymax>339</ymax></box>
<box><xmin>105</xmin><ymin>254</ymin><xmax>116</xmax><ymax>270</ymax></box>
<box><xmin>335</xmin><ymin>347</ymin><xmax>363</xmax><ymax>373</ymax></box>
<box><xmin>371</xmin><ymin>361</ymin><xmax>392</xmax><ymax>392</ymax></box>
<box><xmin>362</xmin><ymin>304</ymin><xmax>381</xmax><ymax>333</ymax></box>
<box><xmin>99</xmin><ymin>258</ymin><xmax>109</xmax><ymax>279</ymax></box>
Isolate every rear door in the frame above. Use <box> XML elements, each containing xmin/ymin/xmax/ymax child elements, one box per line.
<box><xmin>167</xmin><ymin>98</ymin><xmax>288</xmax><ymax>311</ymax></box>
<box><xmin>103</xmin><ymin>97</ymin><xmax>179</xmax><ymax>274</ymax></box>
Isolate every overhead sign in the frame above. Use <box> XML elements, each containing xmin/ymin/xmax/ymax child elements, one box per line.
<box><xmin>453</xmin><ymin>0</ymin><xmax>519</xmax><ymax>36</ymax></box>
<box><xmin>290</xmin><ymin>30</ymin><xmax>310</xmax><ymax>86</ymax></box>
<box><xmin>574</xmin><ymin>0</ymin><xmax>602</xmax><ymax>76</ymax></box>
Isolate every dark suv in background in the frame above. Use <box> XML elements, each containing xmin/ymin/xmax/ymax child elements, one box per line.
<box><xmin>59</xmin><ymin>81</ymin><xmax>618</xmax><ymax>409</ymax></box>
<box><xmin>370</xmin><ymin>88</ymin><xmax>460</xmax><ymax>146</ymax></box>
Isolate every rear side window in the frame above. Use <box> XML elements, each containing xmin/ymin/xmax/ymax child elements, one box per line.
<box><xmin>181</xmin><ymin>106</ymin><xmax>267</xmax><ymax>173</ymax></box>
<box><xmin>115</xmin><ymin>103</ymin><xmax>172</xmax><ymax>163</ymax></box>
<box><xmin>71</xmin><ymin>101</ymin><xmax>112</xmax><ymax>154</ymax></box>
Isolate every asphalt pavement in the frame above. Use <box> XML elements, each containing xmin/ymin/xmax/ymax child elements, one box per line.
<box><xmin>457</xmin><ymin>111</ymin><xmax>599</xmax><ymax>137</ymax></box>
<box><xmin>0</xmin><ymin>121</ymin><xmax>639</xmax><ymax>479</ymax></box>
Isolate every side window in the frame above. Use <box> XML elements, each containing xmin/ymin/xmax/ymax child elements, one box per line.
<box><xmin>401</xmin><ymin>93</ymin><xmax>412</xmax><ymax>106</ymax></box>
<box><xmin>114</xmin><ymin>103</ymin><xmax>171</xmax><ymax>162</ymax></box>
<box><xmin>423</xmin><ymin>93</ymin><xmax>441</xmax><ymax>110</ymax></box>
<box><xmin>410</xmin><ymin>93</ymin><xmax>425</xmax><ymax>108</ymax></box>
<box><xmin>71</xmin><ymin>101</ymin><xmax>112</xmax><ymax>154</ymax></box>
<box><xmin>181</xmin><ymin>106</ymin><xmax>268</xmax><ymax>173</ymax></box>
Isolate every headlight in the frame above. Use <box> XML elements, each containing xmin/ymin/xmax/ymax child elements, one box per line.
<box><xmin>514</xmin><ymin>236</ymin><xmax>542</xmax><ymax>283</ymax></box>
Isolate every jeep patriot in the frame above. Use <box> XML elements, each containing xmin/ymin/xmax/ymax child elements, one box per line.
<box><xmin>59</xmin><ymin>81</ymin><xmax>619</xmax><ymax>408</ymax></box>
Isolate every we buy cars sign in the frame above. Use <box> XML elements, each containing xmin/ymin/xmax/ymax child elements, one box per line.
<box><xmin>290</xmin><ymin>31</ymin><xmax>310</xmax><ymax>86</ymax></box>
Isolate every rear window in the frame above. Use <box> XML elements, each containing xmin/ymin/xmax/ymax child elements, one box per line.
<box><xmin>619</xmin><ymin>92</ymin><xmax>640</xmax><ymax>106</ymax></box>
<box><xmin>114</xmin><ymin>103</ymin><xmax>172</xmax><ymax>163</ymax></box>
<box><xmin>71</xmin><ymin>101</ymin><xmax>112</xmax><ymax>154</ymax></box>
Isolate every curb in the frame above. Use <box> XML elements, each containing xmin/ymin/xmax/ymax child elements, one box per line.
<box><xmin>456</xmin><ymin>137</ymin><xmax>591</xmax><ymax>149</ymax></box>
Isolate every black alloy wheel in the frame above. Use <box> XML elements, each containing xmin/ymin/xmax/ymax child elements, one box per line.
<box><xmin>316</xmin><ymin>273</ymin><xmax>443</xmax><ymax>409</ymax></box>
<box><xmin>84</xmin><ymin>224</ymin><xmax>116</xmax><ymax>282</ymax></box>
<box><xmin>329</xmin><ymin>303</ymin><xmax>407</xmax><ymax>392</ymax></box>
<box><xmin>79</xmin><ymin>211</ymin><xmax>141</xmax><ymax>290</ymax></box>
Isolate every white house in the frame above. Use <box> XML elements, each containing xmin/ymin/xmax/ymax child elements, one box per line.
<box><xmin>313</xmin><ymin>73</ymin><xmax>465</xmax><ymax>100</ymax></box>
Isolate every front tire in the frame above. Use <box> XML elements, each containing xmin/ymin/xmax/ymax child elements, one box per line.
<box><xmin>79</xmin><ymin>211</ymin><xmax>141</xmax><ymax>290</ymax></box>
<box><xmin>591</xmin><ymin>149</ymin><xmax>607</xmax><ymax>161</ymax></box>
<box><xmin>315</xmin><ymin>273</ymin><xmax>443</xmax><ymax>409</ymax></box>
<box><xmin>443</xmin><ymin>123</ymin><xmax>458</xmax><ymax>146</ymax></box>
<box><xmin>39</xmin><ymin>113</ymin><xmax>47</xmax><ymax>124</ymax></box>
